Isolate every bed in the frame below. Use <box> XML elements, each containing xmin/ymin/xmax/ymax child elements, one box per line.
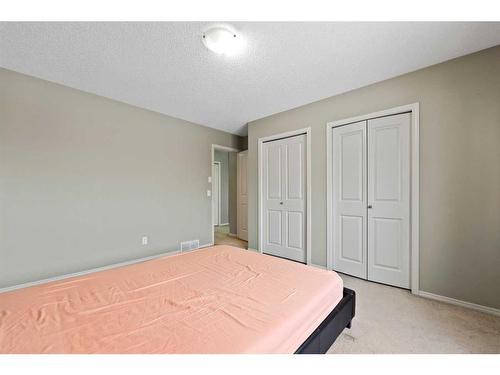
<box><xmin>0</xmin><ymin>245</ymin><xmax>355</xmax><ymax>354</ymax></box>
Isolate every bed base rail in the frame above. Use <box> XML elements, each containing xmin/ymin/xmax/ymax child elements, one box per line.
<box><xmin>295</xmin><ymin>287</ymin><xmax>355</xmax><ymax>354</ymax></box>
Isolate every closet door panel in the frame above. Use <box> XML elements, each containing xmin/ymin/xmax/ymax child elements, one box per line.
<box><xmin>332</xmin><ymin>121</ymin><xmax>367</xmax><ymax>279</ymax></box>
<box><xmin>340</xmin><ymin>215</ymin><xmax>364</xmax><ymax>263</ymax></box>
<box><xmin>367</xmin><ymin>113</ymin><xmax>411</xmax><ymax>288</ymax></box>
<box><xmin>282</xmin><ymin>135</ymin><xmax>307</xmax><ymax>261</ymax></box>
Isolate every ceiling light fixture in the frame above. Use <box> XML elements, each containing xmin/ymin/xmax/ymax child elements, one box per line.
<box><xmin>202</xmin><ymin>26</ymin><xmax>244</xmax><ymax>56</ymax></box>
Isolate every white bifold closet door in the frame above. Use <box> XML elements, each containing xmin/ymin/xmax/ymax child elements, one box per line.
<box><xmin>332</xmin><ymin>113</ymin><xmax>410</xmax><ymax>288</ymax></box>
<box><xmin>262</xmin><ymin>134</ymin><xmax>307</xmax><ymax>263</ymax></box>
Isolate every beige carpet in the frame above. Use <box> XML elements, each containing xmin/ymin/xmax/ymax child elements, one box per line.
<box><xmin>214</xmin><ymin>225</ymin><xmax>248</xmax><ymax>249</ymax></box>
<box><xmin>214</xmin><ymin>225</ymin><xmax>230</xmax><ymax>234</ymax></box>
<box><xmin>328</xmin><ymin>274</ymin><xmax>500</xmax><ymax>354</ymax></box>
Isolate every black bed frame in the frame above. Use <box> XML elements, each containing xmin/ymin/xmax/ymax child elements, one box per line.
<box><xmin>295</xmin><ymin>287</ymin><xmax>356</xmax><ymax>354</ymax></box>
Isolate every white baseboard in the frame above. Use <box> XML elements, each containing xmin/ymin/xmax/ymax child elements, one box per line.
<box><xmin>1</xmin><ymin>243</ymin><xmax>219</xmax><ymax>293</ymax></box>
<box><xmin>0</xmin><ymin>249</ymin><xmax>183</xmax><ymax>294</ymax></box>
<box><xmin>418</xmin><ymin>290</ymin><xmax>500</xmax><ymax>317</ymax></box>
<box><xmin>13</xmin><ymin>243</ymin><xmax>497</xmax><ymax>319</ymax></box>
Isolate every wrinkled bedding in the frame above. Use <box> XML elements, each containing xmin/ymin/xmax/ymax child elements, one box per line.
<box><xmin>0</xmin><ymin>245</ymin><xmax>343</xmax><ymax>353</ymax></box>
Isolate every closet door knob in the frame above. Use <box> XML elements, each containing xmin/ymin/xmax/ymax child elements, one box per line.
<box><xmin>367</xmin><ymin>205</ymin><xmax>373</xmax><ymax>209</ymax></box>
<box><xmin>280</xmin><ymin>201</ymin><xmax>283</xmax><ymax>205</ymax></box>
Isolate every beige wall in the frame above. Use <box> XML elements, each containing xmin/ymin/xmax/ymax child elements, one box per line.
<box><xmin>0</xmin><ymin>68</ymin><xmax>241</xmax><ymax>288</ymax></box>
<box><xmin>247</xmin><ymin>46</ymin><xmax>500</xmax><ymax>309</ymax></box>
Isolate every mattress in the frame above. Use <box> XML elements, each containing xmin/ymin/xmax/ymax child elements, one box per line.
<box><xmin>0</xmin><ymin>245</ymin><xmax>343</xmax><ymax>353</ymax></box>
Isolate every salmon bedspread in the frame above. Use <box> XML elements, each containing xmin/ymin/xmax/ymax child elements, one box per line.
<box><xmin>0</xmin><ymin>245</ymin><xmax>343</xmax><ymax>353</ymax></box>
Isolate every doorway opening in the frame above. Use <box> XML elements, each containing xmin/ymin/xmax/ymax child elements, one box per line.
<box><xmin>211</xmin><ymin>145</ymin><xmax>248</xmax><ymax>250</ymax></box>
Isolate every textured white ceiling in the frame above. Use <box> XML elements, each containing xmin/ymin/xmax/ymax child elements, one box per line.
<box><xmin>1</xmin><ymin>22</ymin><xmax>499</xmax><ymax>135</ymax></box>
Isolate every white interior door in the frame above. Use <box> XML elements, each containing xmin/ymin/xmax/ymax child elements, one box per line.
<box><xmin>367</xmin><ymin>113</ymin><xmax>411</xmax><ymax>288</ymax></box>
<box><xmin>332</xmin><ymin>121</ymin><xmax>367</xmax><ymax>278</ymax></box>
<box><xmin>212</xmin><ymin>162</ymin><xmax>220</xmax><ymax>226</ymax></box>
<box><xmin>237</xmin><ymin>150</ymin><xmax>248</xmax><ymax>241</ymax></box>
<box><xmin>262</xmin><ymin>134</ymin><xmax>307</xmax><ymax>263</ymax></box>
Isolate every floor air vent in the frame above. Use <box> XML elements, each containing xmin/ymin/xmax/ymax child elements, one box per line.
<box><xmin>180</xmin><ymin>240</ymin><xmax>200</xmax><ymax>252</ymax></box>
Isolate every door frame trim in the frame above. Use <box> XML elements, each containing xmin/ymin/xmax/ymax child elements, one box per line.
<box><xmin>212</xmin><ymin>161</ymin><xmax>222</xmax><ymax>226</ymax></box>
<box><xmin>258</xmin><ymin>127</ymin><xmax>312</xmax><ymax>265</ymax></box>
<box><xmin>211</xmin><ymin>144</ymin><xmax>240</xmax><ymax>246</ymax></box>
<box><xmin>326</xmin><ymin>103</ymin><xmax>420</xmax><ymax>294</ymax></box>
<box><xmin>237</xmin><ymin>150</ymin><xmax>248</xmax><ymax>241</ymax></box>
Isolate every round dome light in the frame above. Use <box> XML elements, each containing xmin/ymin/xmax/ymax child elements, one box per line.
<box><xmin>202</xmin><ymin>27</ymin><xmax>244</xmax><ymax>56</ymax></box>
